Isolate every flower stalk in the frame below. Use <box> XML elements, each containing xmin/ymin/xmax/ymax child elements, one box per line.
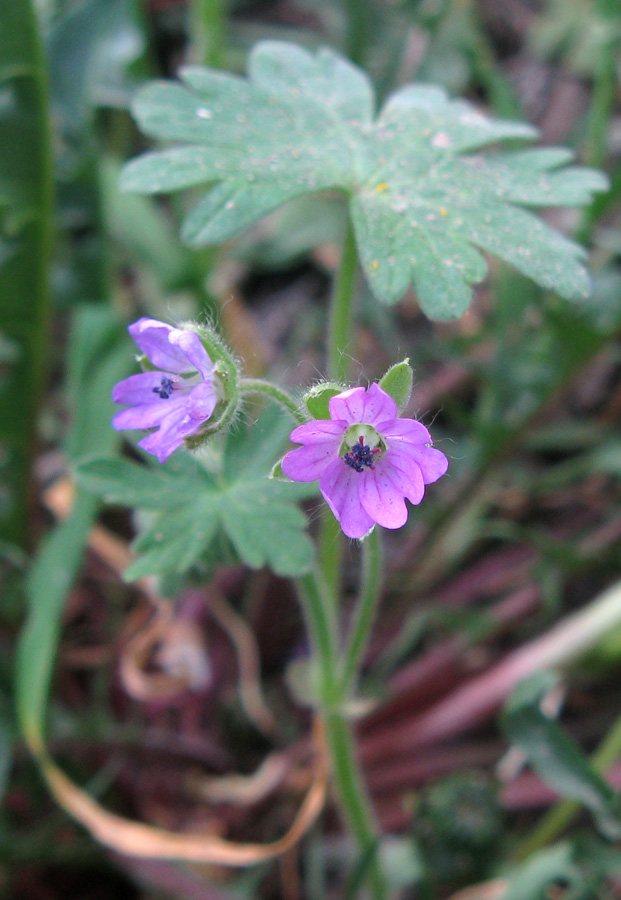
<box><xmin>296</xmin><ymin>568</ymin><xmax>388</xmax><ymax>899</ymax></box>
<box><xmin>340</xmin><ymin>527</ymin><xmax>383</xmax><ymax>696</ymax></box>
<box><xmin>239</xmin><ymin>378</ymin><xmax>307</xmax><ymax>424</ymax></box>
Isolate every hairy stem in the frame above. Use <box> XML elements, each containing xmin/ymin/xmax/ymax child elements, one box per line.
<box><xmin>345</xmin><ymin>0</ymin><xmax>371</xmax><ymax>66</ymax></box>
<box><xmin>296</xmin><ymin>570</ymin><xmax>387</xmax><ymax>899</ymax></box>
<box><xmin>324</xmin><ymin>713</ymin><xmax>386</xmax><ymax>898</ymax></box>
<box><xmin>327</xmin><ymin>219</ymin><xmax>358</xmax><ymax>385</ymax></box>
<box><xmin>320</xmin><ymin>217</ymin><xmax>359</xmax><ymax>600</ymax></box>
<box><xmin>190</xmin><ymin>0</ymin><xmax>226</xmax><ymax>68</ymax></box>
<box><xmin>340</xmin><ymin>528</ymin><xmax>383</xmax><ymax>695</ymax></box>
<box><xmin>239</xmin><ymin>378</ymin><xmax>307</xmax><ymax>424</ymax></box>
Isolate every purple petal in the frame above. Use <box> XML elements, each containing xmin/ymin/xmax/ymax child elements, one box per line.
<box><xmin>137</xmin><ymin>411</ymin><xmax>203</xmax><ymax>463</ymax></box>
<box><xmin>112</xmin><ymin>392</ymin><xmax>189</xmax><ymax>431</ymax></box>
<box><xmin>168</xmin><ymin>329</ymin><xmax>214</xmax><ymax>382</ymax></box>
<box><xmin>329</xmin><ymin>383</ymin><xmax>398</xmax><ymax>426</ymax></box>
<box><xmin>384</xmin><ymin>447</ymin><xmax>426</xmax><ymax>504</ymax></box>
<box><xmin>358</xmin><ymin>457</ymin><xmax>415</xmax><ymax>529</ymax></box>
<box><xmin>380</xmin><ymin>418</ymin><xmax>433</xmax><ymax>445</ymax></box>
<box><xmin>282</xmin><ymin>440</ymin><xmax>341</xmax><ymax>483</ymax></box>
<box><xmin>128</xmin><ymin>319</ymin><xmax>196</xmax><ymax>373</ymax></box>
<box><xmin>390</xmin><ymin>441</ymin><xmax>449</xmax><ymax>485</ymax></box>
<box><xmin>289</xmin><ymin>419</ymin><xmax>347</xmax><ymax>445</ymax></box>
<box><xmin>112</xmin><ymin>371</ymin><xmax>183</xmax><ymax>406</ymax></box>
<box><xmin>319</xmin><ymin>458</ymin><xmax>375</xmax><ymax>540</ymax></box>
<box><xmin>186</xmin><ymin>381</ymin><xmax>218</xmax><ymax>419</ymax></box>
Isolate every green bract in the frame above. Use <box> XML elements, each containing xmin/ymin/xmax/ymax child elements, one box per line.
<box><xmin>121</xmin><ymin>41</ymin><xmax>607</xmax><ymax>320</ymax></box>
<box><xmin>303</xmin><ymin>382</ymin><xmax>346</xmax><ymax>420</ymax></box>
<box><xmin>379</xmin><ymin>359</ymin><xmax>413</xmax><ymax>412</ymax></box>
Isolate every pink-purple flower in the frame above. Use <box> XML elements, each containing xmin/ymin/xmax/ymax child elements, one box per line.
<box><xmin>112</xmin><ymin>318</ymin><xmax>219</xmax><ymax>463</ymax></box>
<box><xmin>281</xmin><ymin>383</ymin><xmax>448</xmax><ymax>539</ymax></box>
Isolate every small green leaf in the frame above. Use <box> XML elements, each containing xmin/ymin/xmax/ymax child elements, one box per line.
<box><xmin>501</xmin><ymin>673</ymin><xmax>621</xmax><ymax>840</ymax></box>
<box><xmin>500</xmin><ymin>843</ymin><xmax>579</xmax><ymax>900</ymax></box>
<box><xmin>303</xmin><ymin>382</ymin><xmax>346</xmax><ymax>420</ymax></box>
<box><xmin>76</xmin><ymin>455</ymin><xmax>202</xmax><ymax>510</ymax></box>
<box><xmin>81</xmin><ymin>405</ymin><xmax>315</xmax><ymax>579</ymax></box>
<box><xmin>222</xmin><ymin>497</ymin><xmax>312</xmax><ymax>577</ymax></box>
<box><xmin>122</xmin><ymin>40</ymin><xmax>608</xmax><ymax>319</ymax></box>
<box><xmin>379</xmin><ymin>360</ymin><xmax>413</xmax><ymax>411</ymax></box>
<box><xmin>127</xmin><ymin>496</ymin><xmax>219</xmax><ymax>579</ymax></box>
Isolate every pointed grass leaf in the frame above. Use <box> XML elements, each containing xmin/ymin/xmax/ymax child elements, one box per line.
<box><xmin>15</xmin><ymin>307</ymin><xmax>132</xmax><ymax>748</ymax></box>
<box><xmin>15</xmin><ymin>492</ymin><xmax>100</xmax><ymax>748</ymax></box>
<box><xmin>48</xmin><ymin>0</ymin><xmax>144</xmax><ymax>142</ymax></box>
<box><xmin>501</xmin><ymin>674</ymin><xmax>621</xmax><ymax>840</ymax></box>
<box><xmin>0</xmin><ymin>692</ymin><xmax>13</xmax><ymax>805</ymax></box>
<box><xmin>0</xmin><ymin>0</ymin><xmax>54</xmax><ymax>545</ymax></box>
<box><xmin>122</xmin><ymin>40</ymin><xmax>607</xmax><ymax>318</ymax></box>
<box><xmin>500</xmin><ymin>844</ymin><xmax>580</xmax><ymax>900</ymax></box>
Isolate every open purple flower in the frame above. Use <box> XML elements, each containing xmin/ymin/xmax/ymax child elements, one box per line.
<box><xmin>281</xmin><ymin>383</ymin><xmax>448</xmax><ymax>539</ymax></box>
<box><xmin>112</xmin><ymin>318</ymin><xmax>219</xmax><ymax>463</ymax></box>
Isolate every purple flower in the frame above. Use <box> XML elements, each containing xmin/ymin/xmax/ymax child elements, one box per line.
<box><xmin>112</xmin><ymin>318</ymin><xmax>219</xmax><ymax>463</ymax></box>
<box><xmin>281</xmin><ymin>383</ymin><xmax>448</xmax><ymax>539</ymax></box>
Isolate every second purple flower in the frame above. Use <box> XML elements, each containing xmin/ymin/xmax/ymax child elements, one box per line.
<box><xmin>281</xmin><ymin>383</ymin><xmax>448</xmax><ymax>539</ymax></box>
<box><xmin>112</xmin><ymin>318</ymin><xmax>219</xmax><ymax>463</ymax></box>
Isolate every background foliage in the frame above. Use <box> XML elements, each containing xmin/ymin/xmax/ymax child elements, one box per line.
<box><xmin>2</xmin><ymin>1</ymin><xmax>621</xmax><ymax>899</ymax></box>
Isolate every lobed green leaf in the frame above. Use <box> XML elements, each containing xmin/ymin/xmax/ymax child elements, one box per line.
<box><xmin>77</xmin><ymin>404</ymin><xmax>316</xmax><ymax>579</ymax></box>
<box><xmin>122</xmin><ymin>40</ymin><xmax>608</xmax><ymax>319</ymax></box>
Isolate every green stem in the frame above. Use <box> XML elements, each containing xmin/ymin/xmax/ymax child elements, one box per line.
<box><xmin>345</xmin><ymin>0</ymin><xmax>370</xmax><ymax>66</ymax></box>
<box><xmin>318</xmin><ymin>510</ymin><xmax>344</xmax><ymax>606</ymax></box>
<box><xmin>324</xmin><ymin>712</ymin><xmax>385</xmax><ymax>898</ymax></box>
<box><xmin>296</xmin><ymin>570</ymin><xmax>387</xmax><ymax>899</ymax></box>
<box><xmin>340</xmin><ymin>528</ymin><xmax>383</xmax><ymax>695</ymax></box>
<box><xmin>239</xmin><ymin>378</ymin><xmax>307</xmax><ymax>424</ymax></box>
<box><xmin>321</xmin><ymin>218</ymin><xmax>359</xmax><ymax>597</ymax></box>
<box><xmin>517</xmin><ymin>710</ymin><xmax>621</xmax><ymax>859</ymax></box>
<box><xmin>466</xmin><ymin>0</ymin><xmax>522</xmax><ymax>119</ymax></box>
<box><xmin>190</xmin><ymin>0</ymin><xmax>226</xmax><ymax>68</ymax></box>
<box><xmin>297</xmin><ymin>571</ymin><xmax>339</xmax><ymax>702</ymax></box>
<box><xmin>2</xmin><ymin>0</ymin><xmax>55</xmax><ymax>548</ymax></box>
<box><xmin>328</xmin><ymin>218</ymin><xmax>358</xmax><ymax>385</ymax></box>
<box><xmin>582</xmin><ymin>9</ymin><xmax>617</xmax><ymax>169</ymax></box>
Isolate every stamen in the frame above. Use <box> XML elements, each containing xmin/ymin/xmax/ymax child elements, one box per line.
<box><xmin>152</xmin><ymin>376</ymin><xmax>175</xmax><ymax>399</ymax></box>
<box><xmin>343</xmin><ymin>435</ymin><xmax>381</xmax><ymax>473</ymax></box>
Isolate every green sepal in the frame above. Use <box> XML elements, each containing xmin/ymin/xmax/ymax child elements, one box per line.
<box><xmin>175</xmin><ymin>322</ymin><xmax>240</xmax><ymax>451</ymax></box>
<box><xmin>379</xmin><ymin>359</ymin><xmax>413</xmax><ymax>412</ymax></box>
<box><xmin>188</xmin><ymin>322</ymin><xmax>239</xmax><ymax>397</ymax></box>
<box><xmin>269</xmin><ymin>458</ymin><xmax>287</xmax><ymax>481</ymax></box>
<box><xmin>303</xmin><ymin>382</ymin><xmax>346</xmax><ymax>420</ymax></box>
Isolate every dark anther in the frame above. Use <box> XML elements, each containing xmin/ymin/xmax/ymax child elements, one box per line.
<box><xmin>343</xmin><ymin>435</ymin><xmax>380</xmax><ymax>473</ymax></box>
<box><xmin>152</xmin><ymin>376</ymin><xmax>175</xmax><ymax>399</ymax></box>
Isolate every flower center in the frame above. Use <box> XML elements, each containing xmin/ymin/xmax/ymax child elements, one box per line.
<box><xmin>343</xmin><ymin>436</ymin><xmax>381</xmax><ymax>472</ymax></box>
<box><xmin>152</xmin><ymin>376</ymin><xmax>175</xmax><ymax>399</ymax></box>
<box><xmin>340</xmin><ymin>424</ymin><xmax>384</xmax><ymax>474</ymax></box>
